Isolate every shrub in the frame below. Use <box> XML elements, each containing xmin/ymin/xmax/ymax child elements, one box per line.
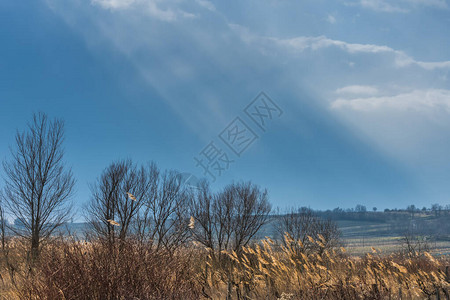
<box><xmin>17</xmin><ymin>238</ymin><xmax>202</xmax><ymax>300</ymax></box>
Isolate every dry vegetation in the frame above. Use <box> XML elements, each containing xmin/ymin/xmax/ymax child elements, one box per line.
<box><xmin>0</xmin><ymin>234</ymin><xmax>450</xmax><ymax>299</ymax></box>
<box><xmin>0</xmin><ymin>237</ymin><xmax>202</xmax><ymax>300</ymax></box>
<box><xmin>1</xmin><ymin>113</ymin><xmax>449</xmax><ymax>299</ymax></box>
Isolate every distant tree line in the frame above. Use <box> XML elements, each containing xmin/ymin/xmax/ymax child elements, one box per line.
<box><xmin>318</xmin><ymin>203</ymin><xmax>450</xmax><ymax>221</ymax></box>
<box><xmin>313</xmin><ymin>203</ymin><xmax>450</xmax><ymax>242</ymax></box>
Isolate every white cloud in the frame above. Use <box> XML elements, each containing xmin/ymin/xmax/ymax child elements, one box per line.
<box><xmin>415</xmin><ymin>61</ymin><xmax>450</xmax><ymax>70</ymax></box>
<box><xmin>195</xmin><ymin>0</ymin><xmax>216</xmax><ymax>11</ymax></box>
<box><xmin>351</xmin><ymin>0</ymin><xmax>448</xmax><ymax>12</ymax></box>
<box><xmin>331</xmin><ymin>89</ymin><xmax>450</xmax><ymax>112</ymax></box>
<box><xmin>146</xmin><ymin>2</ymin><xmax>178</xmax><ymax>21</ymax></box>
<box><xmin>358</xmin><ymin>0</ymin><xmax>409</xmax><ymax>13</ymax></box>
<box><xmin>91</xmin><ymin>0</ymin><xmax>196</xmax><ymax>22</ymax></box>
<box><xmin>405</xmin><ymin>0</ymin><xmax>448</xmax><ymax>8</ymax></box>
<box><xmin>275</xmin><ymin>35</ymin><xmax>394</xmax><ymax>54</ymax></box>
<box><xmin>326</xmin><ymin>14</ymin><xmax>336</xmax><ymax>24</ymax></box>
<box><xmin>330</xmin><ymin>88</ymin><xmax>450</xmax><ymax>170</ymax></box>
<box><xmin>235</xmin><ymin>32</ymin><xmax>450</xmax><ymax>70</ymax></box>
<box><xmin>335</xmin><ymin>85</ymin><xmax>379</xmax><ymax>96</ymax></box>
<box><xmin>92</xmin><ymin>0</ymin><xmax>137</xmax><ymax>10</ymax></box>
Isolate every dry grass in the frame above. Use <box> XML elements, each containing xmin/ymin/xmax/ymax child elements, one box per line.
<box><xmin>201</xmin><ymin>235</ymin><xmax>450</xmax><ymax>299</ymax></box>
<box><xmin>1</xmin><ymin>235</ymin><xmax>449</xmax><ymax>299</ymax></box>
<box><xmin>1</xmin><ymin>238</ymin><xmax>203</xmax><ymax>300</ymax></box>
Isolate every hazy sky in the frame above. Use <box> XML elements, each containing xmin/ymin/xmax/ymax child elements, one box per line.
<box><xmin>1</xmin><ymin>0</ymin><xmax>450</xmax><ymax>214</ymax></box>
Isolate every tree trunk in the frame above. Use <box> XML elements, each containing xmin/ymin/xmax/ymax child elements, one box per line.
<box><xmin>30</xmin><ymin>232</ymin><xmax>40</xmax><ymax>262</ymax></box>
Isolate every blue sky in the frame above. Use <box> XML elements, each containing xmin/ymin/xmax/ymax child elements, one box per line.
<box><xmin>1</xmin><ymin>0</ymin><xmax>450</xmax><ymax>215</ymax></box>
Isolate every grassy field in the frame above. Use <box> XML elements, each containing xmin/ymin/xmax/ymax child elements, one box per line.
<box><xmin>336</xmin><ymin>219</ymin><xmax>450</xmax><ymax>256</ymax></box>
<box><xmin>255</xmin><ymin>213</ymin><xmax>450</xmax><ymax>257</ymax></box>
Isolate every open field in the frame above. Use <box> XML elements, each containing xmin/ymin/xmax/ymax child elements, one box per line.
<box><xmin>336</xmin><ymin>219</ymin><xmax>450</xmax><ymax>256</ymax></box>
<box><xmin>254</xmin><ymin>213</ymin><xmax>450</xmax><ymax>257</ymax></box>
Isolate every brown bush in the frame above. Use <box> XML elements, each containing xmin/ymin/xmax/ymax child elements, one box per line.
<box><xmin>14</xmin><ymin>238</ymin><xmax>202</xmax><ymax>300</ymax></box>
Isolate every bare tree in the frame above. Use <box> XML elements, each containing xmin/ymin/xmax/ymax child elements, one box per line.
<box><xmin>0</xmin><ymin>196</ymin><xmax>16</xmax><ymax>285</ymax></box>
<box><xmin>213</xmin><ymin>183</ymin><xmax>235</xmax><ymax>253</ymax></box>
<box><xmin>431</xmin><ymin>203</ymin><xmax>442</xmax><ymax>217</ymax></box>
<box><xmin>189</xmin><ymin>180</ymin><xmax>215</xmax><ymax>251</ymax></box>
<box><xmin>230</xmin><ymin>182</ymin><xmax>271</xmax><ymax>252</ymax></box>
<box><xmin>144</xmin><ymin>169</ymin><xmax>191</xmax><ymax>252</ymax></box>
<box><xmin>276</xmin><ymin>207</ymin><xmax>316</xmax><ymax>253</ymax></box>
<box><xmin>0</xmin><ymin>196</ymin><xmax>7</xmax><ymax>255</ymax></box>
<box><xmin>276</xmin><ymin>207</ymin><xmax>341</xmax><ymax>254</ymax></box>
<box><xmin>87</xmin><ymin>160</ymin><xmax>156</xmax><ymax>245</ymax></box>
<box><xmin>190</xmin><ymin>181</ymin><xmax>271</xmax><ymax>253</ymax></box>
<box><xmin>407</xmin><ymin>204</ymin><xmax>417</xmax><ymax>218</ymax></box>
<box><xmin>0</xmin><ymin>198</ymin><xmax>8</xmax><ymax>281</ymax></box>
<box><xmin>87</xmin><ymin>161</ymin><xmax>190</xmax><ymax>253</ymax></box>
<box><xmin>401</xmin><ymin>225</ymin><xmax>430</xmax><ymax>257</ymax></box>
<box><xmin>0</xmin><ymin>196</ymin><xmax>6</xmax><ymax>249</ymax></box>
<box><xmin>1</xmin><ymin>113</ymin><xmax>75</xmax><ymax>260</ymax></box>
<box><xmin>190</xmin><ymin>181</ymin><xmax>271</xmax><ymax>300</ymax></box>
